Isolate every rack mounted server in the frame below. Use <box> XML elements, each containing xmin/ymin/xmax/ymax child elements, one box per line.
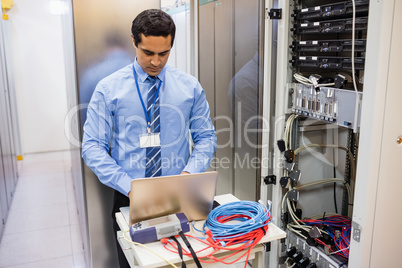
<box><xmin>290</xmin><ymin>39</ymin><xmax>366</xmax><ymax>53</ymax></box>
<box><xmin>290</xmin><ymin>56</ymin><xmax>365</xmax><ymax>70</ymax></box>
<box><xmin>292</xmin><ymin>0</ymin><xmax>369</xmax><ymax>21</ymax></box>
<box><xmin>291</xmin><ymin>17</ymin><xmax>368</xmax><ymax>35</ymax></box>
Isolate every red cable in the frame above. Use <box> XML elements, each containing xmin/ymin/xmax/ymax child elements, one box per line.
<box><xmin>161</xmin><ymin>219</ymin><xmax>269</xmax><ymax>267</ymax></box>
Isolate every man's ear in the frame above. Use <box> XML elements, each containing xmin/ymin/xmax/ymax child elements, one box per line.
<box><xmin>131</xmin><ymin>35</ymin><xmax>137</xmax><ymax>48</ymax></box>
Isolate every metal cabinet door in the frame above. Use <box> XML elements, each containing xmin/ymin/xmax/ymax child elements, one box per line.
<box><xmin>199</xmin><ymin>0</ymin><xmax>263</xmax><ymax>200</ymax></box>
<box><xmin>0</xmin><ymin>20</ymin><xmax>16</xmax><ymax>208</ymax></box>
<box><xmin>0</xmin><ymin>140</ymin><xmax>8</xmax><ymax>239</ymax></box>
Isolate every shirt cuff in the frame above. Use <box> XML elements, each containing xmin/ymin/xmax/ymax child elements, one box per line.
<box><xmin>116</xmin><ymin>175</ymin><xmax>133</xmax><ymax>197</ymax></box>
<box><xmin>183</xmin><ymin>157</ymin><xmax>209</xmax><ymax>174</ymax></box>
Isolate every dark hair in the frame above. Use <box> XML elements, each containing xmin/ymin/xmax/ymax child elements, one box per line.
<box><xmin>131</xmin><ymin>9</ymin><xmax>176</xmax><ymax>47</ymax></box>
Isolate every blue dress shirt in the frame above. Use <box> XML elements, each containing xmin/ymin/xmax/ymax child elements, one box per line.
<box><xmin>82</xmin><ymin>60</ymin><xmax>217</xmax><ymax>196</ymax></box>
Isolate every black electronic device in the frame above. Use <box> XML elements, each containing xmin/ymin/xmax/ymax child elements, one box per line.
<box><xmin>290</xmin><ymin>39</ymin><xmax>367</xmax><ymax>53</ymax></box>
<box><xmin>292</xmin><ymin>0</ymin><xmax>369</xmax><ymax>21</ymax></box>
<box><xmin>286</xmin><ymin>246</ymin><xmax>297</xmax><ymax>257</ymax></box>
<box><xmin>299</xmin><ymin>257</ymin><xmax>311</xmax><ymax>268</ymax></box>
<box><xmin>129</xmin><ymin>213</ymin><xmax>190</xmax><ymax>244</ymax></box>
<box><xmin>290</xmin><ymin>56</ymin><xmax>365</xmax><ymax>70</ymax></box>
<box><xmin>277</xmin><ymin>139</ymin><xmax>286</xmax><ymax>152</ymax></box>
<box><xmin>290</xmin><ymin>17</ymin><xmax>368</xmax><ymax>35</ymax></box>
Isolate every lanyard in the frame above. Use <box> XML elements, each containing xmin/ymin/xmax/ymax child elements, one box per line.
<box><xmin>133</xmin><ymin>64</ymin><xmax>162</xmax><ymax>133</ymax></box>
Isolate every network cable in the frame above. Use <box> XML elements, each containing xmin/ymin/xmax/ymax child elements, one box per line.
<box><xmin>162</xmin><ymin>200</ymin><xmax>272</xmax><ymax>267</ymax></box>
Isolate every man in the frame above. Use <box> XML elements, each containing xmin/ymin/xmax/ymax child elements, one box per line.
<box><xmin>82</xmin><ymin>9</ymin><xmax>217</xmax><ymax>268</ymax></box>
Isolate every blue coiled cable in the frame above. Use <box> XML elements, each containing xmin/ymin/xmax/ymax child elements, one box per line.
<box><xmin>202</xmin><ymin>201</ymin><xmax>272</xmax><ymax>242</ymax></box>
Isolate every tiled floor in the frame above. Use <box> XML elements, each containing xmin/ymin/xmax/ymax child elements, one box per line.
<box><xmin>0</xmin><ymin>151</ymin><xmax>86</xmax><ymax>268</ymax></box>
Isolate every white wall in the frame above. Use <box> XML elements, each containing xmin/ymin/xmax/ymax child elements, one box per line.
<box><xmin>8</xmin><ymin>0</ymin><xmax>69</xmax><ymax>153</ymax></box>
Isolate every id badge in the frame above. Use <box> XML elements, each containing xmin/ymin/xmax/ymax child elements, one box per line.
<box><xmin>140</xmin><ymin>133</ymin><xmax>161</xmax><ymax>148</ymax></box>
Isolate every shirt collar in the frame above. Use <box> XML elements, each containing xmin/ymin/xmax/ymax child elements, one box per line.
<box><xmin>133</xmin><ymin>57</ymin><xmax>167</xmax><ymax>83</ymax></box>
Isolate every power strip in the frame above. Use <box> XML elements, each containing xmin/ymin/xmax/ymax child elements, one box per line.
<box><xmin>286</xmin><ymin>230</ymin><xmax>348</xmax><ymax>268</ymax></box>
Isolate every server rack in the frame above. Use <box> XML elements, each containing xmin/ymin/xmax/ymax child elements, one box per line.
<box><xmin>263</xmin><ymin>0</ymin><xmax>402</xmax><ymax>267</ymax></box>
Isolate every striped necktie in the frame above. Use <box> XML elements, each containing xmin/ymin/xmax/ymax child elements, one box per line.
<box><xmin>145</xmin><ymin>76</ymin><xmax>161</xmax><ymax>178</ymax></box>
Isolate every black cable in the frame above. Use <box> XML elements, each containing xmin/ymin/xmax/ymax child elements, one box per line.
<box><xmin>333</xmin><ymin>179</ymin><xmax>338</xmax><ymax>214</ymax></box>
<box><xmin>332</xmin><ymin>130</ymin><xmax>338</xmax><ymax>214</ymax></box>
<box><xmin>179</xmin><ymin>231</ymin><xmax>202</xmax><ymax>268</ymax></box>
<box><xmin>170</xmin><ymin>236</ymin><xmax>186</xmax><ymax>268</ymax></box>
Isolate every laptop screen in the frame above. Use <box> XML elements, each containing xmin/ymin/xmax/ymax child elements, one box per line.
<box><xmin>128</xmin><ymin>171</ymin><xmax>218</xmax><ymax>225</ymax></box>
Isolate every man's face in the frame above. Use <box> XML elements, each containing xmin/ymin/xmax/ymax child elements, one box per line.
<box><xmin>134</xmin><ymin>33</ymin><xmax>172</xmax><ymax>76</ymax></box>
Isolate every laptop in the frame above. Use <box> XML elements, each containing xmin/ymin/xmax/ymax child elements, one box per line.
<box><xmin>124</xmin><ymin>171</ymin><xmax>218</xmax><ymax>225</ymax></box>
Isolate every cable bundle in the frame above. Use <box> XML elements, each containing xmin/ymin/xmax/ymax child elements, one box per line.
<box><xmin>205</xmin><ymin>201</ymin><xmax>271</xmax><ymax>239</ymax></box>
<box><xmin>281</xmin><ymin>111</ymin><xmax>354</xmax><ymax>265</ymax></box>
<box><xmin>162</xmin><ymin>200</ymin><xmax>272</xmax><ymax>267</ymax></box>
<box><xmin>301</xmin><ymin>215</ymin><xmax>351</xmax><ymax>258</ymax></box>
<box><xmin>293</xmin><ymin>73</ymin><xmax>335</xmax><ymax>87</ymax></box>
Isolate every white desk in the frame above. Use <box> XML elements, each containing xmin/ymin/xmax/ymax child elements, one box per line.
<box><xmin>116</xmin><ymin>194</ymin><xmax>286</xmax><ymax>267</ymax></box>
